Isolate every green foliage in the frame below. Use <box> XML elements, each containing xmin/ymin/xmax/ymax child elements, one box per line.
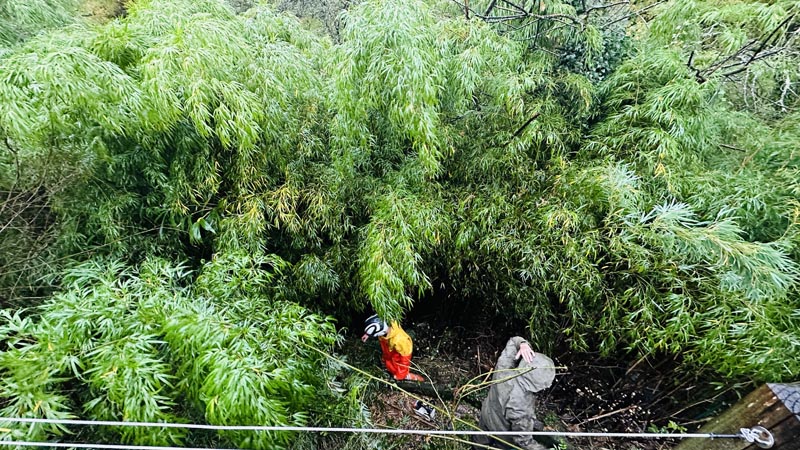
<box><xmin>332</xmin><ymin>0</ymin><xmax>447</xmax><ymax>177</ymax></box>
<box><xmin>359</xmin><ymin>189</ymin><xmax>450</xmax><ymax>320</ymax></box>
<box><xmin>0</xmin><ymin>256</ymin><xmax>346</xmax><ymax>448</ymax></box>
<box><xmin>447</xmin><ymin>0</ymin><xmax>635</xmax><ymax>82</ymax></box>
<box><xmin>2</xmin><ymin>4</ymin><xmax>800</xmax><ymax>447</ymax></box>
<box><xmin>648</xmin><ymin>0</ymin><xmax>800</xmax><ymax>117</ymax></box>
<box><xmin>0</xmin><ymin>0</ymin><xmax>77</xmax><ymax>47</ymax></box>
<box><xmin>559</xmin><ymin>21</ymin><xmax>800</xmax><ymax>378</ymax></box>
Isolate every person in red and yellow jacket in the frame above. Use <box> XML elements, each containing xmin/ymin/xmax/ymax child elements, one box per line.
<box><xmin>361</xmin><ymin>315</ymin><xmax>424</xmax><ymax>382</ymax></box>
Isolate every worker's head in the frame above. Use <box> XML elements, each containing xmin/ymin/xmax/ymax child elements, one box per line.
<box><xmin>363</xmin><ymin>314</ymin><xmax>389</xmax><ymax>338</ymax></box>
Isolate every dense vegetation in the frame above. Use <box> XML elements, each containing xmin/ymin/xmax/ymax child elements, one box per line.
<box><xmin>1</xmin><ymin>0</ymin><xmax>798</xmax><ymax>448</ymax></box>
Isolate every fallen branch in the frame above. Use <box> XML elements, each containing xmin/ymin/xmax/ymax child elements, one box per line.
<box><xmin>687</xmin><ymin>51</ymin><xmax>706</xmax><ymax>84</ymax></box>
<box><xmin>578</xmin><ymin>405</ymin><xmax>637</xmax><ymax>425</ymax></box>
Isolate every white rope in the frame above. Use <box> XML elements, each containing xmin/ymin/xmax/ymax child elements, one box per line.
<box><xmin>0</xmin><ymin>441</ymin><xmax>241</xmax><ymax>450</ymax></box>
<box><xmin>0</xmin><ymin>417</ymin><xmax>742</xmax><ymax>439</ymax></box>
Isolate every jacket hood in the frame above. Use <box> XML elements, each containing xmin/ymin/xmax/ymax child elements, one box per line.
<box><xmin>516</xmin><ymin>352</ymin><xmax>556</xmax><ymax>393</ymax></box>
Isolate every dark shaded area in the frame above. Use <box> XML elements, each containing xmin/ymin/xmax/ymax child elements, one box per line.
<box><xmin>343</xmin><ymin>309</ymin><xmax>748</xmax><ymax>449</ymax></box>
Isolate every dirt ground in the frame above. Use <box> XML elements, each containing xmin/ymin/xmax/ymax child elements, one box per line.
<box><xmin>349</xmin><ymin>321</ymin><xmax>744</xmax><ymax>450</ymax></box>
<box><xmin>80</xmin><ymin>0</ymin><xmax>126</xmax><ymax>22</ymax></box>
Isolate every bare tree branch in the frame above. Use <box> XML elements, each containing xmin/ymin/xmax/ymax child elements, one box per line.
<box><xmin>687</xmin><ymin>50</ymin><xmax>706</xmax><ymax>84</ymax></box>
<box><xmin>700</xmin><ymin>13</ymin><xmax>798</xmax><ymax>80</ymax></box>
<box><xmin>602</xmin><ymin>0</ymin><xmax>666</xmax><ymax>27</ymax></box>
<box><xmin>701</xmin><ymin>40</ymin><xmax>758</xmax><ymax>76</ymax></box>
<box><xmin>504</xmin><ymin>112</ymin><xmax>541</xmax><ymax>147</ymax></box>
<box><xmin>484</xmin><ymin>0</ymin><xmax>497</xmax><ymax>16</ymax></box>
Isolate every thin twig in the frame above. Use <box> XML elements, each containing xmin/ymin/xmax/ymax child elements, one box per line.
<box><xmin>500</xmin><ymin>0</ymin><xmax>531</xmax><ymax>15</ymax></box>
<box><xmin>585</xmin><ymin>1</ymin><xmax>630</xmax><ymax>15</ymax></box>
<box><xmin>484</xmin><ymin>0</ymin><xmax>498</xmax><ymax>16</ymax></box>
<box><xmin>701</xmin><ymin>40</ymin><xmax>758</xmax><ymax>77</ymax></box>
<box><xmin>578</xmin><ymin>405</ymin><xmax>636</xmax><ymax>425</ymax></box>
<box><xmin>721</xmin><ymin>13</ymin><xmax>797</xmax><ymax>78</ymax></box>
<box><xmin>504</xmin><ymin>112</ymin><xmax>541</xmax><ymax>147</ymax></box>
<box><xmin>719</xmin><ymin>143</ymin><xmax>746</xmax><ymax>153</ymax></box>
<box><xmin>446</xmin><ymin>0</ymin><xmax>487</xmax><ymax>20</ymax></box>
<box><xmin>603</xmin><ymin>0</ymin><xmax>666</xmax><ymax>27</ymax></box>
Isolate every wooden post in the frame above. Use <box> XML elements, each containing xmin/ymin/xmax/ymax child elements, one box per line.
<box><xmin>674</xmin><ymin>383</ymin><xmax>800</xmax><ymax>450</ymax></box>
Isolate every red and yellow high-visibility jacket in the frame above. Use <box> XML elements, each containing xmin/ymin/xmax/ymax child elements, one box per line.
<box><xmin>378</xmin><ymin>322</ymin><xmax>413</xmax><ymax>380</ymax></box>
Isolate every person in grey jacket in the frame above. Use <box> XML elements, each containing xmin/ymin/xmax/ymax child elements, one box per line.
<box><xmin>473</xmin><ymin>336</ymin><xmax>556</xmax><ymax>450</ymax></box>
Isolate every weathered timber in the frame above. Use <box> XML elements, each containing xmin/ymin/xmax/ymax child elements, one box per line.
<box><xmin>674</xmin><ymin>383</ymin><xmax>800</xmax><ymax>450</ymax></box>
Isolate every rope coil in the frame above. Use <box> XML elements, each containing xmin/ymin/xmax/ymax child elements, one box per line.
<box><xmin>740</xmin><ymin>426</ymin><xmax>775</xmax><ymax>448</ymax></box>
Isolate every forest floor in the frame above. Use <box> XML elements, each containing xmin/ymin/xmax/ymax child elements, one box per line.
<box><xmin>79</xmin><ymin>0</ymin><xmax>126</xmax><ymax>23</ymax></box>
<box><xmin>345</xmin><ymin>320</ymin><xmax>745</xmax><ymax>450</ymax></box>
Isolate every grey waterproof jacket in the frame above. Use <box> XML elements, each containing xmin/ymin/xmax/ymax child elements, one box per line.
<box><xmin>474</xmin><ymin>337</ymin><xmax>555</xmax><ymax>450</ymax></box>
